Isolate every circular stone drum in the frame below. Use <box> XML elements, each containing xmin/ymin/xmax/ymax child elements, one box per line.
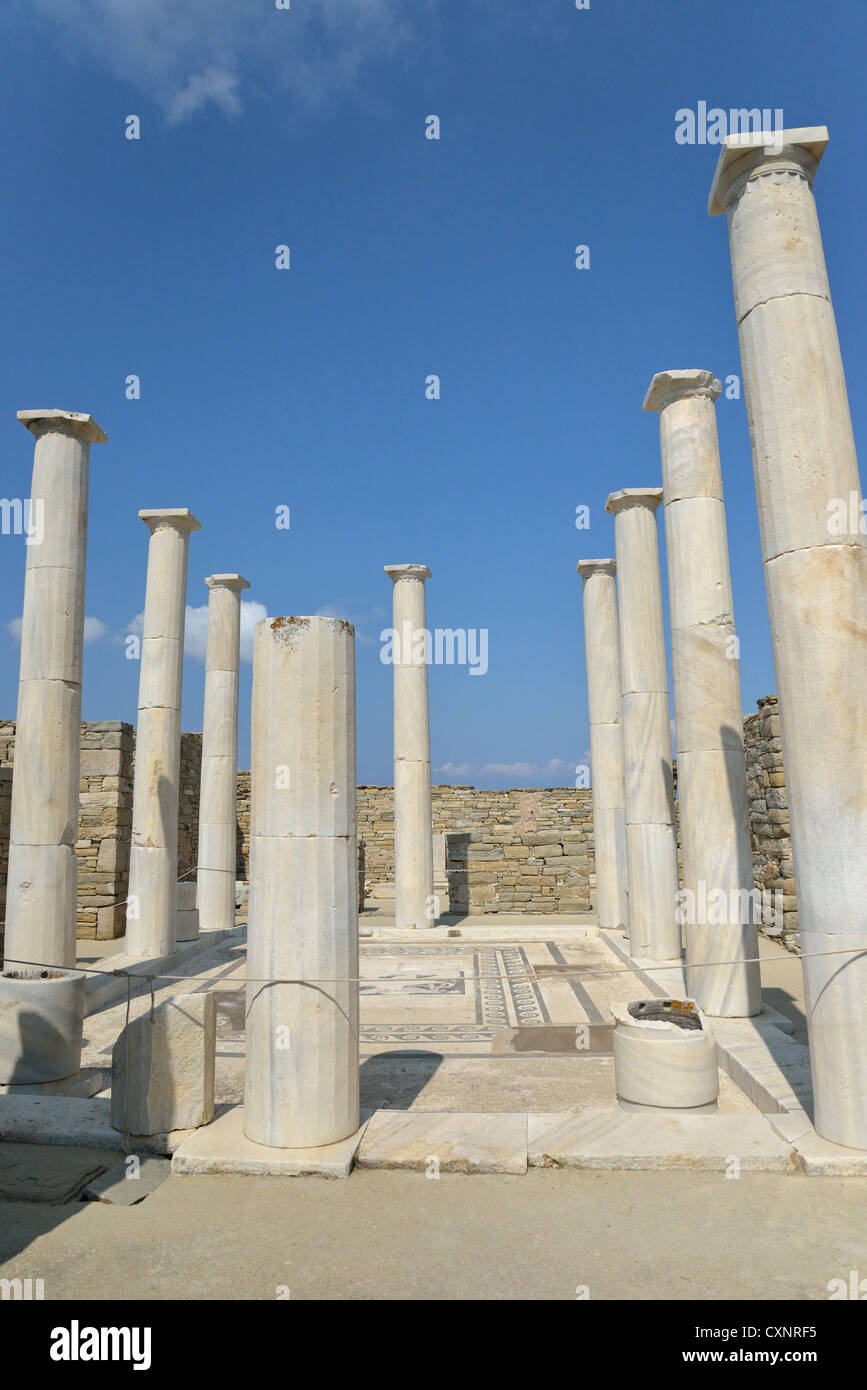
<box><xmin>0</xmin><ymin>968</ymin><xmax>86</xmax><ymax>1085</ymax></box>
<box><xmin>612</xmin><ymin>998</ymin><xmax>719</xmax><ymax>1112</ymax></box>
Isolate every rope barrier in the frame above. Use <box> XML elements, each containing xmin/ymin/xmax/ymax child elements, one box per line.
<box><xmin>2</xmin><ymin>939</ymin><xmax>863</xmax><ymax>990</ymax></box>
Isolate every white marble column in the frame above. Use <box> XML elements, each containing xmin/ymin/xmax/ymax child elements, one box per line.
<box><xmin>645</xmin><ymin>371</ymin><xmax>760</xmax><ymax>1017</ymax></box>
<box><xmin>384</xmin><ymin>565</ymin><xmax>434</xmax><ymax>929</ymax></box>
<box><xmin>605</xmin><ymin>490</ymin><xmax>681</xmax><ymax>961</ymax></box>
<box><xmin>245</xmin><ymin>616</ymin><xmax>359</xmax><ymax>1149</ymax></box>
<box><xmin>4</xmin><ymin>410</ymin><xmax>106</xmax><ymax>970</ymax></box>
<box><xmin>710</xmin><ymin>126</ymin><xmax>867</xmax><ymax>1145</ymax></box>
<box><xmin>576</xmin><ymin>560</ymin><xmax>628</xmax><ymax>931</ymax></box>
<box><xmin>125</xmin><ymin>509</ymin><xmax>201</xmax><ymax>959</ymax></box>
<box><xmin>196</xmin><ymin>574</ymin><xmax>250</xmax><ymax>936</ymax></box>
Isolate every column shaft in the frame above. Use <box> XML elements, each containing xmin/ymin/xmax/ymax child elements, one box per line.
<box><xmin>606</xmin><ymin>490</ymin><xmax>680</xmax><ymax>961</ymax></box>
<box><xmin>711</xmin><ymin>127</ymin><xmax>867</xmax><ymax>1145</ymax></box>
<box><xmin>647</xmin><ymin>371</ymin><xmax>760</xmax><ymax>1016</ymax></box>
<box><xmin>577</xmin><ymin>561</ymin><xmax>628</xmax><ymax>931</ymax></box>
<box><xmin>197</xmin><ymin>574</ymin><xmax>249</xmax><ymax>934</ymax></box>
<box><xmin>385</xmin><ymin>565</ymin><xmax>434</xmax><ymax>928</ymax></box>
<box><xmin>126</xmin><ymin>509</ymin><xmax>200</xmax><ymax>958</ymax></box>
<box><xmin>245</xmin><ymin>616</ymin><xmax>359</xmax><ymax>1149</ymax></box>
<box><xmin>4</xmin><ymin>411</ymin><xmax>106</xmax><ymax>970</ymax></box>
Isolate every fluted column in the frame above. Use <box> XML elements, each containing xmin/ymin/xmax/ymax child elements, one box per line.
<box><xmin>245</xmin><ymin>616</ymin><xmax>359</xmax><ymax>1149</ymax></box>
<box><xmin>4</xmin><ymin>410</ymin><xmax>106</xmax><ymax>970</ymax></box>
<box><xmin>196</xmin><ymin>574</ymin><xmax>250</xmax><ymax>935</ymax></box>
<box><xmin>645</xmin><ymin>370</ymin><xmax>760</xmax><ymax>1016</ymax></box>
<box><xmin>710</xmin><ymin>126</ymin><xmax>867</xmax><ymax>1144</ymax></box>
<box><xmin>384</xmin><ymin>565</ymin><xmax>434</xmax><ymax>929</ymax></box>
<box><xmin>576</xmin><ymin>560</ymin><xmax>628</xmax><ymax>931</ymax></box>
<box><xmin>126</xmin><ymin>509</ymin><xmax>201</xmax><ymax>959</ymax></box>
<box><xmin>605</xmin><ymin>490</ymin><xmax>680</xmax><ymax>961</ymax></box>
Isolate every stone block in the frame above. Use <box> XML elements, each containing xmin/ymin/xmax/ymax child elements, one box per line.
<box><xmin>111</xmin><ymin>992</ymin><xmax>216</xmax><ymax>1138</ymax></box>
<box><xmin>172</xmin><ymin>1106</ymin><xmax>369</xmax><ymax>1178</ymax></box>
<box><xmin>356</xmin><ymin>1110</ymin><xmax>527</xmax><ymax>1173</ymax></box>
<box><xmin>527</xmin><ymin>1111</ymin><xmax>796</xmax><ymax>1171</ymax></box>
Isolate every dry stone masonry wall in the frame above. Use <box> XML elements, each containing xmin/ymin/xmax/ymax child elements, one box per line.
<box><xmin>0</xmin><ymin>697</ymin><xmax>798</xmax><ymax>945</ymax></box>
<box><xmin>744</xmin><ymin>695</ymin><xmax>798</xmax><ymax>948</ymax></box>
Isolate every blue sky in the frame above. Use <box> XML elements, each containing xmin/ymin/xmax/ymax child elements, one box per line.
<box><xmin>1</xmin><ymin>0</ymin><xmax>864</xmax><ymax>784</ymax></box>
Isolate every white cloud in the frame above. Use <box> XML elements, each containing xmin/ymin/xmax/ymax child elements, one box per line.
<box><xmin>436</xmin><ymin>761</ymin><xmax>476</xmax><ymax>776</ymax></box>
<box><xmin>167</xmin><ymin>65</ymin><xmax>241</xmax><ymax>124</ymax></box>
<box><xmin>126</xmin><ymin>599</ymin><xmax>268</xmax><ymax>661</ymax></box>
<box><xmin>7</xmin><ymin>615</ymin><xmax>108</xmax><ymax>644</ymax></box>
<box><xmin>26</xmin><ymin>0</ymin><xmax>427</xmax><ymax>123</ymax></box>
<box><xmin>83</xmin><ymin>617</ymin><xmax>109</xmax><ymax>643</ymax></box>
<box><xmin>482</xmin><ymin>761</ymin><xmax>538</xmax><ymax>777</ymax></box>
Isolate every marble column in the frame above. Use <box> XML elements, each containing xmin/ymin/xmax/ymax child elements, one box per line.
<box><xmin>710</xmin><ymin>126</ymin><xmax>867</xmax><ymax>1145</ymax></box>
<box><xmin>196</xmin><ymin>574</ymin><xmax>250</xmax><ymax>936</ymax></box>
<box><xmin>4</xmin><ymin>410</ymin><xmax>107</xmax><ymax>970</ymax></box>
<box><xmin>645</xmin><ymin>371</ymin><xmax>760</xmax><ymax>1017</ymax></box>
<box><xmin>605</xmin><ymin>490</ymin><xmax>680</xmax><ymax>961</ymax></box>
<box><xmin>125</xmin><ymin>509</ymin><xmax>201</xmax><ymax>959</ymax></box>
<box><xmin>245</xmin><ymin>616</ymin><xmax>359</xmax><ymax>1149</ymax></box>
<box><xmin>576</xmin><ymin>560</ymin><xmax>628</xmax><ymax>931</ymax></box>
<box><xmin>384</xmin><ymin>565</ymin><xmax>434</xmax><ymax>929</ymax></box>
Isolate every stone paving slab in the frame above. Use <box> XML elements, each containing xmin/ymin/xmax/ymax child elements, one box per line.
<box><xmin>171</xmin><ymin>1106</ymin><xmax>370</xmax><ymax>1178</ymax></box>
<box><xmin>527</xmin><ymin>1110</ymin><xmax>797</xmax><ymax>1172</ymax></box>
<box><xmin>0</xmin><ymin>1095</ymin><xmax>197</xmax><ymax>1154</ymax></box>
<box><xmin>766</xmin><ymin>1113</ymin><xmax>867</xmax><ymax>1175</ymax></box>
<box><xmin>356</xmin><ymin>1109</ymin><xmax>528</xmax><ymax>1173</ymax></box>
<box><xmin>600</xmin><ymin>930</ymin><xmax>795</xmax><ymax>1033</ymax></box>
<box><xmin>0</xmin><ymin>1142</ymin><xmax>122</xmax><ymax>1203</ymax></box>
<box><xmin>82</xmin><ymin>1155</ymin><xmax>173</xmax><ymax>1205</ymax></box>
<box><xmin>0</xmin><ymin>1068</ymin><xmax>108</xmax><ymax>1098</ymax></box>
<box><xmin>711</xmin><ymin>1025</ymin><xmax>813</xmax><ymax>1115</ymax></box>
<box><xmin>83</xmin><ymin>925</ymin><xmax>244</xmax><ymax>1015</ymax></box>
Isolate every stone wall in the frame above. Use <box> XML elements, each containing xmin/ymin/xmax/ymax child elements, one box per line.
<box><xmin>0</xmin><ymin>720</ymin><xmax>135</xmax><ymax>943</ymax></box>
<box><xmin>234</xmin><ymin>778</ymin><xmax>593</xmax><ymax>914</ymax></box>
<box><xmin>360</xmin><ymin>786</ymin><xmax>594</xmax><ymax>914</ymax></box>
<box><xmin>744</xmin><ymin>694</ymin><xmax>798</xmax><ymax>948</ymax></box>
<box><xmin>0</xmin><ymin>698</ymin><xmax>800</xmax><ymax>940</ymax></box>
<box><xmin>0</xmin><ymin>766</ymin><xmax>11</xmax><ymax>955</ymax></box>
<box><xmin>177</xmin><ymin>732</ymin><xmax>202</xmax><ymax>881</ymax></box>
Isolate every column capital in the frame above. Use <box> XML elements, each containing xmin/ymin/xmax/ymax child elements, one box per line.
<box><xmin>205</xmin><ymin>573</ymin><xmax>250</xmax><ymax>592</ymax></box>
<box><xmin>384</xmin><ymin>563</ymin><xmax>431</xmax><ymax>583</ymax></box>
<box><xmin>18</xmin><ymin>409</ymin><xmax>107</xmax><ymax>444</ymax></box>
<box><xmin>708</xmin><ymin>125</ymin><xmax>828</xmax><ymax>216</ymax></box>
<box><xmin>605</xmin><ymin>488</ymin><xmax>662</xmax><ymax>516</ymax></box>
<box><xmin>644</xmin><ymin>370</ymin><xmax>721</xmax><ymax>413</ymax></box>
<box><xmin>577</xmin><ymin>558</ymin><xmax>616</xmax><ymax>580</ymax></box>
<box><xmin>139</xmin><ymin>507</ymin><xmax>202</xmax><ymax>534</ymax></box>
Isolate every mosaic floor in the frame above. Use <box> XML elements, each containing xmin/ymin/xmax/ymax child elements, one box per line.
<box><xmin>79</xmin><ymin>927</ymin><xmax>759</xmax><ymax>1114</ymax></box>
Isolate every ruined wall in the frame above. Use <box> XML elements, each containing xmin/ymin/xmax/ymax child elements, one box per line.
<box><xmin>0</xmin><ymin>766</ymin><xmax>11</xmax><ymax>955</ymax></box>
<box><xmin>0</xmin><ymin>697</ymin><xmax>799</xmax><ymax>939</ymax></box>
<box><xmin>0</xmin><ymin>720</ymin><xmax>135</xmax><ymax>942</ymax></box>
<box><xmin>744</xmin><ymin>694</ymin><xmax>798</xmax><ymax>948</ymax></box>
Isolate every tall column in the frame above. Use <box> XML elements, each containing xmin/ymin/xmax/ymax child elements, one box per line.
<box><xmin>384</xmin><ymin>565</ymin><xmax>434</xmax><ymax>929</ymax></box>
<box><xmin>605</xmin><ymin>490</ymin><xmax>680</xmax><ymax>961</ymax></box>
<box><xmin>710</xmin><ymin>126</ymin><xmax>867</xmax><ymax>1145</ymax></box>
<box><xmin>126</xmin><ymin>509</ymin><xmax>201</xmax><ymax>959</ymax></box>
<box><xmin>196</xmin><ymin>574</ymin><xmax>250</xmax><ymax>935</ymax></box>
<box><xmin>245</xmin><ymin>616</ymin><xmax>359</xmax><ymax>1149</ymax></box>
<box><xmin>576</xmin><ymin>560</ymin><xmax>628</xmax><ymax>931</ymax></box>
<box><xmin>645</xmin><ymin>371</ymin><xmax>760</xmax><ymax>1017</ymax></box>
<box><xmin>4</xmin><ymin>410</ymin><xmax>107</xmax><ymax>970</ymax></box>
